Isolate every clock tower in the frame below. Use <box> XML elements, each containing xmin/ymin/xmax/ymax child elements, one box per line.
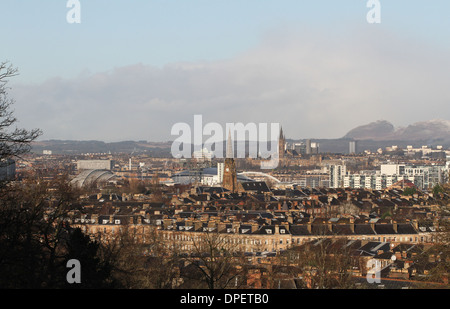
<box><xmin>222</xmin><ymin>130</ymin><xmax>238</xmax><ymax>193</ymax></box>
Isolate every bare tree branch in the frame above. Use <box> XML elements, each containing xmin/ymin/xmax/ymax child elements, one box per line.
<box><xmin>0</xmin><ymin>61</ymin><xmax>42</xmax><ymax>171</ymax></box>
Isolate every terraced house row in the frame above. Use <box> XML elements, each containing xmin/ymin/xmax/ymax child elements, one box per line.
<box><xmin>73</xmin><ymin>210</ymin><xmax>437</xmax><ymax>255</ymax></box>
<box><xmin>70</xmin><ymin>181</ymin><xmax>446</xmax><ymax>257</ymax></box>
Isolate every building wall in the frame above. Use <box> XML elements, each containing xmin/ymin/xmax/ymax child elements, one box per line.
<box><xmin>223</xmin><ymin>158</ymin><xmax>238</xmax><ymax>192</ymax></box>
<box><xmin>329</xmin><ymin>165</ymin><xmax>347</xmax><ymax>188</ymax></box>
<box><xmin>340</xmin><ymin>164</ymin><xmax>447</xmax><ymax>190</ymax></box>
<box><xmin>217</xmin><ymin>162</ymin><xmax>224</xmax><ymax>183</ymax></box>
<box><xmin>77</xmin><ymin>160</ymin><xmax>113</xmax><ymax>171</ymax></box>
<box><xmin>0</xmin><ymin>159</ymin><xmax>16</xmax><ymax>181</ymax></box>
<box><xmin>76</xmin><ymin>221</ymin><xmax>434</xmax><ymax>255</ymax></box>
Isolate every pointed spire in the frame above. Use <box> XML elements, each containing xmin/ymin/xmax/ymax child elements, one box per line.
<box><xmin>226</xmin><ymin>129</ymin><xmax>233</xmax><ymax>158</ymax></box>
<box><xmin>279</xmin><ymin>126</ymin><xmax>284</xmax><ymax>140</ymax></box>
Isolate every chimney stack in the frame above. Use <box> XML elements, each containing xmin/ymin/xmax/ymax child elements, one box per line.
<box><xmin>194</xmin><ymin>220</ymin><xmax>203</xmax><ymax>232</ymax></box>
<box><xmin>412</xmin><ymin>219</ymin><xmax>419</xmax><ymax>231</ymax></box>
<box><xmin>352</xmin><ymin>216</ymin><xmax>356</xmax><ymax>233</ymax></box>
<box><xmin>328</xmin><ymin>221</ymin><xmax>333</xmax><ymax>233</ymax></box>
<box><xmin>307</xmin><ymin>221</ymin><xmax>312</xmax><ymax>234</ymax></box>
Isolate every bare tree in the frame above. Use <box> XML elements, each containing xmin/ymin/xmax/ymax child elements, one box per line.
<box><xmin>95</xmin><ymin>224</ymin><xmax>183</xmax><ymax>289</ymax></box>
<box><xmin>412</xmin><ymin>219</ymin><xmax>450</xmax><ymax>288</ymax></box>
<box><xmin>338</xmin><ymin>201</ymin><xmax>361</xmax><ymax>217</ymax></box>
<box><xmin>181</xmin><ymin>231</ymin><xmax>247</xmax><ymax>289</ymax></box>
<box><xmin>0</xmin><ymin>173</ymin><xmax>90</xmax><ymax>288</ymax></box>
<box><xmin>0</xmin><ymin>61</ymin><xmax>41</xmax><ymax>166</ymax></box>
<box><xmin>280</xmin><ymin>237</ymin><xmax>357</xmax><ymax>289</ymax></box>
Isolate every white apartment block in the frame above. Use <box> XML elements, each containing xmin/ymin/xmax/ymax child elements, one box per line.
<box><xmin>334</xmin><ymin>163</ymin><xmax>448</xmax><ymax>190</ymax></box>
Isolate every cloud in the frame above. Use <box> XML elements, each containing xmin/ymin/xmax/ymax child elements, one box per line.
<box><xmin>9</xmin><ymin>26</ymin><xmax>450</xmax><ymax>142</ymax></box>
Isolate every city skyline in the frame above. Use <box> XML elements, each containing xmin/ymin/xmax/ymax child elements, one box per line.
<box><xmin>1</xmin><ymin>1</ymin><xmax>450</xmax><ymax>142</ymax></box>
<box><xmin>2</xmin><ymin>1</ymin><xmax>450</xmax><ymax>293</ymax></box>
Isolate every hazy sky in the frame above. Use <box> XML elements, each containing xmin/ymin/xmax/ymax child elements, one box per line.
<box><xmin>1</xmin><ymin>1</ymin><xmax>450</xmax><ymax>142</ymax></box>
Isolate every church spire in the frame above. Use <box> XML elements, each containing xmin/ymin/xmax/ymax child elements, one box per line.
<box><xmin>279</xmin><ymin>126</ymin><xmax>284</xmax><ymax>140</ymax></box>
<box><xmin>223</xmin><ymin>129</ymin><xmax>238</xmax><ymax>193</ymax></box>
<box><xmin>279</xmin><ymin>126</ymin><xmax>285</xmax><ymax>159</ymax></box>
<box><xmin>226</xmin><ymin>129</ymin><xmax>233</xmax><ymax>159</ymax></box>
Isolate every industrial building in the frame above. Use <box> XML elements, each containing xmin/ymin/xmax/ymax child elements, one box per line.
<box><xmin>77</xmin><ymin>159</ymin><xmax>113</xmax><ymax>171</ymax></box>
<box><xmin>71</xmin><ymin>169</ymin><xmax>117</xmax><ymax>188</ymax></box>
<box><xmin>171</xmin><ymin>165</ymin><xmax>254</xmax><ymax>186</ymax></box>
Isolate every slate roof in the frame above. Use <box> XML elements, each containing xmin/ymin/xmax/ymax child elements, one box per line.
<box><xmin>397</xmin><ymin>223</ymin><xmax>418</xmax><ymax>234</ymax></box>
<box><xmin>241</xmin><ymin>181</ymin><xmax>271</xmax><ymax>193</ymax></box>
<box><xmin>357</xmin><ymin>242</ymin><xmax>391</xmax><ymax>256</ymax></box>
<box><xmin>289</xmin><ymin>225</ymin><xmax>311</xmax><ymax>236</ymax></box>
<box><xmin>228</xmin><ymin>225</ymin><xmax>245</xmax><ymax>234</ymax></box>
<box><xmin>332</xmin><ymin>224</ymin><xmax>354</xmax><ymax>235</ymax></box>
<box><xmin>374</xmin><ymin>224</ymin><xmax>397</xmax><ymax>234</ymax></box>
<box><xmin>254</xmin><ymin>225</ymin><xmax>290</xmax><ymax>235</ymax></box>
<box><xmin>310</xmin><ymin>224</ymin><xmax>333</xmax><ymax>236</ymax></box>
<box><xmin>354</xmin><ymin>224</ymin><xmax>376</xmax><ymax>235</ymax></box>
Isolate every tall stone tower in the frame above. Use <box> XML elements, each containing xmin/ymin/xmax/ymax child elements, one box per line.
<box><xmin>222</xmin><ymin>130</ymin><xmax>238</xmax><ymax>193</ymax></box>
<box><xmin>278</xmin><ymin>126</ymin><xmax>286</xmax><ymax>160</ymax></box>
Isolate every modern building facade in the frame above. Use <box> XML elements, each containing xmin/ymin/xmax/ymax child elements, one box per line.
<box><xmin>349</xmin><ymin>141</ymin><xmax>357</xmax><ymax>154</ymax></box>
<box><xmin>336</xmin><ymin>163</ymin><xmax>448</xmax><ymax>190</ymax></box>
<box><xmin>77</xmin><ymin>159</ymin><xmax>113</xmax><ymax>171</ymax></box>
<box><xmin>329</xmin><ymin>165</ymin><xmax>347</xmax><ymax>188</ymax></box>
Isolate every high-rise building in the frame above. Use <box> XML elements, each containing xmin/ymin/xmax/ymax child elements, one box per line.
<box><xmin>329</xmin><ymin>164</ymin><xmax>347</xmax><ymax>188</ymax></box>
<box><xmin>306</xmin><ymin>139</ymin><xmax>312</xmax><ymax>155</ymax></box>
<box><xmin>349</xmin><ymin>141</ymin><xmax>357</xmax><ymax>154</ymax></box>
<box><xmin>311</xmin><ymin>142</ymin><xmax>319</xmax><ymax>154</ymax></box>
<box><xmin>217</xmin><ymin>162</ymin><xmax>224</xmax><ymax>183</ymax></box>
<box><xmin>341</xmin><ymin>164</ymin><xmax>448</xmax><ymax>190</ymax></box>
<box><xmin>192</xmin><ymin>148</ymin><xmax>213</xmax><ymax>162</ymax></box>
<box><xmin>293</xmin><ymin>143</ymin><xmax>306</xmax><ymax>154</ymax></box>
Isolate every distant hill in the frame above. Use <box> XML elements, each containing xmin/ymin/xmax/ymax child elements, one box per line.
<box><xmin>343</xmin><ymin>119</ymin><xmax>450</xmax><ymax>143</ymax></box>
<box><xmin>344</xmin><ymin>120</ymin><xmax>395</xmax><ymax>140</ymax></box>
<box><xmin>391</xmin><ymin>119</ymin><xmax>450</xmax><ymax>142</ymax></box>
<box><xmin>31</xmin><ymin>119</ymin><xmax>450</xmax><ymax>156</ymax></box>
<box><xmin>31</xmin><ymin>140</ymin><xmax>173</xmax><ymax>156</ymax></box>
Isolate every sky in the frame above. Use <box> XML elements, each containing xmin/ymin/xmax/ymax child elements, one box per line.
<box><xmin>1</xmin><ymin>0</ymin><xmax>450</xmax><ymax>142</ymax></box>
